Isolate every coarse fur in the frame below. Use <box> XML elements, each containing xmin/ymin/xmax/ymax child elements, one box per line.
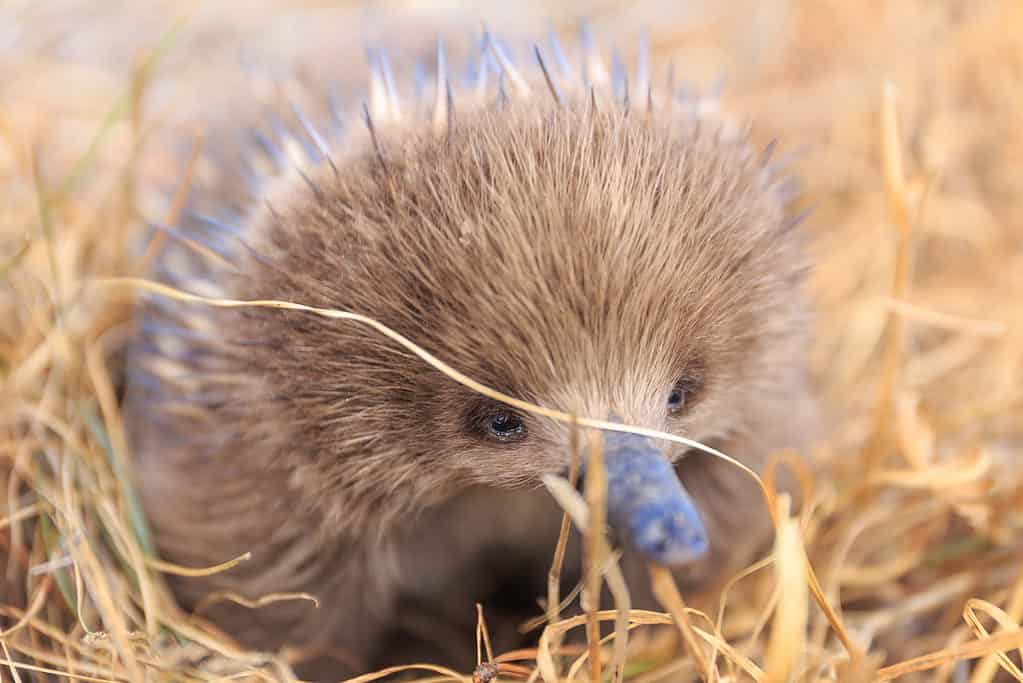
<box><xmin>125</xmin><ymin>34</ymin><xmax>818</xmax><ymax>677</ymax></box>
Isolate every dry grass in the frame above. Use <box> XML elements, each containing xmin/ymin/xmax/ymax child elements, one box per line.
<box><xmin>2</xmin><ymin>0</ymin><xmax>1023</xmax><ymax>681</ymax></box>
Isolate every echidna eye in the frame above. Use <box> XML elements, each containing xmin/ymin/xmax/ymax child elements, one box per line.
<box><xmin>487</xmin><ymin>411</ymin><xmax>527</xmax><ymax>442</ymax></box>
<box><xmin>667</xmin><ymin>381</ymin><xmax>687</xmax><ymax>415</ymax></box>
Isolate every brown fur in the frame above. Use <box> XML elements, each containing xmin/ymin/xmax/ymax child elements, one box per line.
<box><xmin>126</xmin><ymin>88</ymin><xmax>817</xmax><ymax>676</ymax></box>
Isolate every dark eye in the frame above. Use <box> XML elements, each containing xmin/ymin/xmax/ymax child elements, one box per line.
<box><xmin>667</xmin><ymin>380</ymin><xmax>688</xmax><ymax>414</ymax></box>
<box><xmin>487</xmin><ymin>410</ymin><xmax>527</xmax><ymax>442</ymax></box>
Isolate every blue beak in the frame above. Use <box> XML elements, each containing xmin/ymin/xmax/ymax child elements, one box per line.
<box><xmin>589</xmin><ymin>429</ymin><xmax>709</xmax><ymax>567</ymax></box>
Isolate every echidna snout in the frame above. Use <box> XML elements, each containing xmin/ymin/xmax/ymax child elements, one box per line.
<box><xmin>597</xmin><ymin>429</ymin><xmax>710</xmax><ymax>567</ymax></box>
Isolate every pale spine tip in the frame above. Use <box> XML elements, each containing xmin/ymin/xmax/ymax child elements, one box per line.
<box><xmin>367</xmin><ymin>49</ymin><xmax>391</xmax><ymax>122</ymax></box>
<box><xmin>432</xmin><ymin>38</ymin><xmax>449</xmax><ymax>135</ymax></box>
<box><xmin>580</xmin><ymin>23</ymin><xmax>609</xmax><ymax>88</ymax></box>
<box><xmin>636</xmin><ymin>32</ymin><xmax>650</xmax><ymax>112</ymax></box>
<box><xmin>378</xmin><ymin>49</ymin><xmax>403</xmax><ymax>120</ymax></box>
<box><xmin>484</xmin><ymin>28</ymin><xmax>531</xmax><ymax>97</ymax></box>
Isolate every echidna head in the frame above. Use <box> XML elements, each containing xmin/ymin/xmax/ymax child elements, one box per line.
<box><xmin>192</xmin><ymin>93</ymin><xmax>811</xmax><ymax>569</ymax></box>
<box><xmin>139</xmin><ymin>34</ymin><xmax>812</xmax><ymax>571</ymax></box>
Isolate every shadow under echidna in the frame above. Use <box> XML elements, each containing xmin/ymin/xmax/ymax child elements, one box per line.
<box><xmin>124</xmin><ymin>26</ymin><xmax>819</xmax><ymax>678</ymax></box>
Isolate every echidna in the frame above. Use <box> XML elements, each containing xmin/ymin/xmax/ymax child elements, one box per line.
<box><xmin>125</xmin><ymin>26</ymin><xmax>818</xmax><ymax>678</ymax></box>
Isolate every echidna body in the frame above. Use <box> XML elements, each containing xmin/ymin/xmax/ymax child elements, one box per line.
<box><xmin>126</xmin><ymin>32</ymin><xmax>818</xmax><ymax>676</ymax></box>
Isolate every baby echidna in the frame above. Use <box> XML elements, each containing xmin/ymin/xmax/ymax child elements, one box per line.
<box><xmin>125</xmin><ymin>27</ymin><xmax>818</xmax><ymax>678</ymax></box>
